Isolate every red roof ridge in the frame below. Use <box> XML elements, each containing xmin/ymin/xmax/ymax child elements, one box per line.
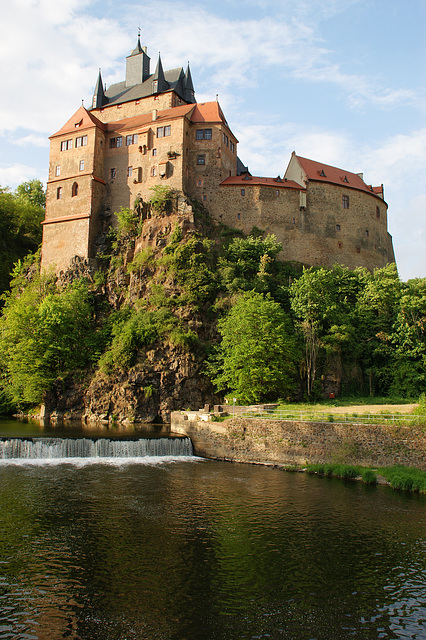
<box><xmin>220</xmin><ymin>175</ymin><xmax>304</xmax><ymax>190</ymax></box>
<box><xmin>50</xmin><ymin>106</ymin><xmax>106</xmax><ymax>138</ymax></box>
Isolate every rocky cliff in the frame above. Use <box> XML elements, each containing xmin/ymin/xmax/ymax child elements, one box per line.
<box><xmin>42</xmin><ymin>191</ymin><xmax>222</xmax><ymax>423</ymax></box>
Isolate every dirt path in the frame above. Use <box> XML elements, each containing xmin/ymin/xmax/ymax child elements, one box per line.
<box><xmin>329</xmin><ymin>404</ymin><xmax>417</xmax><ymax>414</ymax></box>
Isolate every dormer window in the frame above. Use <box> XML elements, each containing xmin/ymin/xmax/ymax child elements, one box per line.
<box><xmin>343</xmin><ymin>175</ymin><xmax>349</xmax><ymax>183</ymax></box>
<box><xmin>152</xmin><ymin>80</ymin><xmax>158</xmax><ymax>93</ymax></box>
<box><xmin>74</xmin><ymin>120</ymin><xmax>83</xmax><ymax>128</ymax></box>
<box><xmin>320</xmin><ymin>169</ymin><xmax>326</xmax><ymax>177</ymax></box>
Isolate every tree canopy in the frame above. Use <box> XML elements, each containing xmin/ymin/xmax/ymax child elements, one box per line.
<box><xmin>210</xmin><ymin>291</ymin><xmax>299</xmax><ymax>403</ymax></box>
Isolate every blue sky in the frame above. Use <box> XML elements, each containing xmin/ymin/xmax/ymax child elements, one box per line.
<box><xmin>1</xmin><ymin>0</ymin><xmax>425</xmax><ymax>280</ymax></box>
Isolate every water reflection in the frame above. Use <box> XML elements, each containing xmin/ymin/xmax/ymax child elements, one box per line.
<box><xmin>0</xmin><ymin>460</ymin><xmax>425</xmax><ymax>640</ymax></box>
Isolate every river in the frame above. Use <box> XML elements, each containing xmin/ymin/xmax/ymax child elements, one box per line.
<box><xmin>0</xmin><ymin>420</ymin><xmax>424</xmax><ymax>640</ymax></box>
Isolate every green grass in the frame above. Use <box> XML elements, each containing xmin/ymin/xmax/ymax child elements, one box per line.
<box><xmin>305</xmin><ymin>462</ymin><xmax>426</xmax><ymax>493</ymax></box>
<box><xmin>379</xmin><ymin>465</ymin><xmax>426</xmax><ymax>493</ymax></box>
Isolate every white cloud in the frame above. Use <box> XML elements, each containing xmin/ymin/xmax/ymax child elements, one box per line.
<box><xmin>13</xmin><ymin>134</ymin><xmax>49</xmax><ymax>148</ymax></box>
<box><xmin>0</xmin><ymin>163</ymin><xmax>42</xmax><ymax>189</ymax></box>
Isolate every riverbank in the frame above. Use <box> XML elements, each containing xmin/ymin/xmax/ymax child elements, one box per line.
<box><xmin>171</xmin><ymin>410</ymin><xmax>426</xmax><ymax>471</ymax></box>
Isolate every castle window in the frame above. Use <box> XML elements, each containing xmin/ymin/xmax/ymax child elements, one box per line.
<box><xmin>109</xmin><ymin>137</ymin><xmax>122</xmax><ymax>148</ymax></box>
<box><xmin>110</xmin><ymin>168</ymin><xmax>116</xmax><ymax>180</ymax></box>
<box><xmin>61</xmin><ymin>139</ymin><xmax>72</xmax><ymax>151</ymax></box>
<box><xmin>152</xmin><ymin>80</ymin><xmax>158</xmax><ymax>93</ymax></box>
<box><xmin>336</xmin><ymin>224</ymin><xmax>341</xmax><ymax>231</ymax></box>
<box><xmin>276</xmin><ymin>190</ymin><xmax>279</xmax><ymax>196</ymax></box>
<box><xmin>71</xmin><ymin>182</ymin><xmax>78</xmax><ymax>197</ymax></box>
<box><xmin>241</xmin><ymin>189</ymin><xmax>245</xmax><ymax>196</ymax></box>
<box><xmin>79</xmin><ymin>160</ymin><xmax>84</xmax><ymax>171</ymax></box>
<box><xmin>356</xmin><ymin>247</ymin><xmax>361</xmax><ymax>254</ymax></box>
<box><xmin>237</xmin><ymin>213</ymin><xmax>241</xmax><ymax>220</ymax></box>
<box><xmin>376</xmin><ymin>206</ymin><xmax>380</xmax><ymax>219</ymax></box>
<box><xmin>342</xmin><ymin>195</ymin><xmax>350</xmax><ymax>209</ymax></box>
<box><xmin>292</xmin><ymin>218</ymin><xmax>296</xmax><ymax>224</ymax></box>
<box><xmin>55</xmin><ymin>166</ymin><xmax>60</xmax><ymax>177</ymax></box>
<box><xmin>203</xmin><ymin>195</ymin><xmax>207</xmax><ymax>201</ymax></box>
<box><xmin>151</xmin><ymin>166</ymin><xmax>156</xmax><ymax>177</ymax></box>
<box><xmin>196</xmin><ymin>128</ymin><xmax>212</xmax><ymax>140</ymax></box>
<box><xmin>75</xmin><ymin>135</ymin><xmax>87</xmax><ymax>148</ymax></box>
<box><xmin>127</xmin><ymin>166</ymin><xmax>133</xmax><ymax>178</ymax></box>
<box><xmin>338</xmin><ymin>242</ymin><xmax>343</xmax><ymax>249</ymax></box>
<box><xmin>156</xmin><ymin>126</ymin><xmax>171</xmax><ymax>138</ymax></box>
<box><xmin>152</xmin><ymin>148</ymin><xmax>157</xmax><ymax>156</ymax></box>
<box><xmin>223</xmin><ymin>133</ymin><xmax>228</xmax><ymax>146</ymax></box>
<box><xmin>230</xmin><ymin>142</ymin><xmax>235</xmax><ymax>153</ymax></box>
<box><xmin>74</xmin><ymin>119</ymin><xmax>82</xmax><ymax>128</ymax></box>
<box><xmin>125</xmin><ymin>134</ymin><xmax>138</xmax><ymax>145</ymax></box>
<box><xmin>197</xmin><ymin>179</ymin><xmax>203</xmax><ymax>187</ymax></box>
<box><xmin>197</xmin><ymin>155</ymin><xmax>205</xmax><ymax>165</ymax></box>
<box><xmin>56</xmin><ymin>187</ymin><xmax>62</xmax><ymax>199</ymax></box>
<box><xmin>365</xmin><ymin>229</ymin><xmax>369</xmax><ymax>237</ymax></box>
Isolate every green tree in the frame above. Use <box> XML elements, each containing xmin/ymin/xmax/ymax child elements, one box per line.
<box><xmin>389</xmin><ymin>277</ymin><xmax>426</xmax><ymax>396</ymax></box>
<box><xmin>210</xmin><ymin>291</ymin><xmax>298</xmax><ymax>403</ymax></box>
<box><xmin>0</xmin><ymin>269</ymin><xmax>100</xmax><ymax>408</ymax></box>
<box><xmin>218</xmin><ymin>234</ymin><xmax>283</xmax><ymax>295</ymax></box>
<box><xmin>0</xmin><ymin>182</ymin><xmax>44</xmax><ymax>295</ymax></box>
<box><xmin>355</xmin><ymin>263</ymin><xmax>401</xmax><ymax>395</ymax></box>
<box><xmin>15</xmin><ymin>179</ymin><xmax>46</xmax><ymax>208</ymax></box>
<box><xmin>290</xmin><ymin>265</ymin><xmax>361</xmax><ymax>396</ymax></box>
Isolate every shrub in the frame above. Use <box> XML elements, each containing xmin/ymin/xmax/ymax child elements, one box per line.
<box><xmin>361</xmin><ymin>469</ymin><xmax>377</xmax><ymax>485</ymax></box>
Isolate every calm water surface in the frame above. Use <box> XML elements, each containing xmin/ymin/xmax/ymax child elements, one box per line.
<box><xmin>0</xmin><ymin>422</ymin><xmax>425</xmax><ymax>640</ymax></box>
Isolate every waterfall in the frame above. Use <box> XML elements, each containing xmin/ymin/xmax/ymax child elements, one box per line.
<box><xmin>0</xmin><ymin>437</ymin><xmax>193</xmax><ymax>459</ymax></box>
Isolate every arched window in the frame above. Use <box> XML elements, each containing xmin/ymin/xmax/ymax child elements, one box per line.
<box><xmin>57</xmin><ymin>187</ymin><xmax>62</xmax><ymax>199</ymax></box>
<box><xmin>72</xmin><ymin>182</ymin><xmax>78</xmax><ymax>197</ymax></box>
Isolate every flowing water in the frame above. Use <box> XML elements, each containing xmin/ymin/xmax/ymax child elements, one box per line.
<box><xmin>0</xmin><ymin>420</ymin><xmax>424</xmax><ymax>640</ymax></box>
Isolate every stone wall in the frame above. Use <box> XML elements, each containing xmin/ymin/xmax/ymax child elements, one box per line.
<box><xmin>171</xmin><ymin>413</ymin><xmax>426</xmax><ymax>470</ymax></box>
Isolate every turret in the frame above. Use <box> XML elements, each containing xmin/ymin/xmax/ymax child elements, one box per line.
<box><xmin>183</xmin><ymin>63</ymin><xmax>195</xmax><ymax>103</ymax></box>
<box><xmin>92</xmin><ymin>69</ymin><xmax>107</xmax><ymax>109</ymax></box>
<box><xmin>151</xmin><ymin>54</ymin><xmax>168</xmax><ymax>94</ymax></box>
<box><xmin>125</xmin><ymin>34</ymin><xmax>151</xmax><ymax>87</ymax></box>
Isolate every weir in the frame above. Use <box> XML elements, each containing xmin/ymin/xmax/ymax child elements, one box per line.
<box><xmin>0</xmin><ymin>437</ymin><xmax>193</xmax><ymax>459</ymax></box>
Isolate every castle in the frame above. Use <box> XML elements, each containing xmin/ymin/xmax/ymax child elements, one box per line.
<box><xmin>41</xmin><ymin>37</ymin><xmax>395</xmax><ymax>272</ymax></box>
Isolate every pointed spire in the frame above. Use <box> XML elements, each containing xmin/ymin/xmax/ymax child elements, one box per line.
<box><xmin>151</xmin><ymin>53</ymin><xmax>168</xmax><ymax>93</ymax></box>
<box><xmin>92</xmin><ymin>69</ymin><xmax>107</xmax><ymax>109</ymax></box>
<box><xmin>183</xmin><ymin>63</ymin><xmax>195</xmax><ymax>103</ymax></box>
<box><xmin>130</xmin><ymin>32</ymin><xmax>143</xmax><ymax>56</ymax></box>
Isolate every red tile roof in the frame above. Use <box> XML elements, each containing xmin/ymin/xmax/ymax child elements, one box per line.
<box><xmin>190</xmin><ymin>102</ymin><xmax>227</xmax><ymax>125</ymax></box>
<box><xmin>50</xmin><ymin>106</ymin><xmax>106</xmax><ymax>138</ymax></box>
<box><xmin>221</xmin><ymin>175</ymin><xmax>304</xmax><ymax>190</ymax></box>
<box><xmin>104</xmin><ymin>104</ymin><xmax>196</xmax><ymax>133</ymax></box>
<box><xmin>294</xmin><ymin>155</ymin><xmax>382</xmax><ymax>197</ymax></box>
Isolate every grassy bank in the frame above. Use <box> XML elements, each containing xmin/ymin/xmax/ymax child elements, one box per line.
<box><xmin>305</xmin><ymin>463</ymin><xmax>426</xmax><ymax>494</ymax></box>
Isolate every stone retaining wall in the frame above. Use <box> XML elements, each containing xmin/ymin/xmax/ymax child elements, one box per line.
<box><xmin>171</xmin><ymin>412</ymin><xmax>426</xmax><ymax>469</ymax></box>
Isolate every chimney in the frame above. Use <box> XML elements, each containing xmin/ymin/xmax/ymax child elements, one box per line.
<box><xmin>152</xmin><ymin>109</ymin><xmax>158</xmax><ymax>121</ymax></box>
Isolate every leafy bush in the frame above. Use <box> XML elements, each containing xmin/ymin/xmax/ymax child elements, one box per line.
<box><xmin>361</xmin><ymin>469</ymin><xmax>377</xmax><ymax>485</ymax></box>
<box><xmin>149</xmin><ymin>185</ymin><xmax>174</xmax><ymax>213</ymax></box>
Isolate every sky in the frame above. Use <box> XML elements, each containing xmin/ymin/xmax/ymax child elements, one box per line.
<box><xmin>0</xmin><ymin>0</ymin><xmax>425</xmax><ymax>281</ymax></box>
